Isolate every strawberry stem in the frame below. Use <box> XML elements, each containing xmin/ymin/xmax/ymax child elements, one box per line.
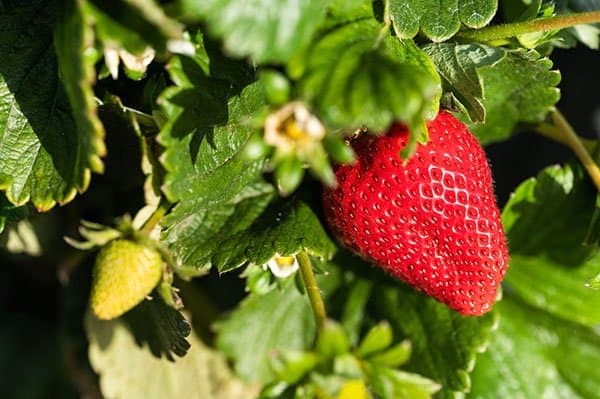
<box><xmin>374</xmin><ymin>0</ymin><xmax>391</xmax><ymax>48</ymax></box>
<box><xmin>536</xmin><ymin>120</ymin><xmax>598</xmax><ymax>155</ymax></box>
<box><xmin>297</xmin><ymin>251</ymin><xmax>327</xmax><ymax>333</ymax></box>
<box><xmin>536</xmin><ymin>109</ymin><xmax>600</xmax><ymax>191</ymax></box>
<box><xmin>457</xmin><ymin>10</ymin><xmax>600</xmax><ymax>42</ymax></box>
<box><xmin>141</xmin><ymin>199</ymin><xmax>172</xmax><ymax>234</ymax></box>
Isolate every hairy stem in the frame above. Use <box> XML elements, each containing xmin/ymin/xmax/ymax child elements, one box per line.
<box><xmin>536</xmin><ymin>109</ymin><xmax>600</xmax><ymax>191</ymax></box>
<box><xmin>458</xmin><ymin>10</ymin><xmax>600</xmax><ymax>42</ymax></box>
<box><xmin>297</xmin><ymin>251</ymin><xmax>327</xmax><ymax>333</ymax></box>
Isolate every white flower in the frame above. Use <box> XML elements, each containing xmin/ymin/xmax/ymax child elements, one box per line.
<box><xmin>119</xmin><ymin>47</ymin><xmax>155</xmax><ymax>74</ymax></box>
<box><xmin>104</xmin><ymin>45</ymin><xmax>155</xmax><ymax>80</ymax></box>
<box><xmin>264</xmin><ymin>102</ymin><xmax>325</xmax><ymax>152</ymax></box>
<box><xmin>167</xmin><ymin>39</ymin><xmax>196</xmax><ymax>56</ymax></box>
<box><xmin>265</xmin><ymin>254</ymin><xmax>299</xmax><ymax>278</ymax></box>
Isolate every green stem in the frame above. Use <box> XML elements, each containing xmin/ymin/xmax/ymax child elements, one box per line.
<box><xmin>535</xmin><ymin>122</ymin><xmax>598</xmax><ymax>154</ymax></box>
<box><xmin>458</xmin><ymin>10</ymin><xmax>600</xmax><ymax>42</ymax></box>
<box><xmin>141</xmin><ymin>199</ymin><xmax>171</xmax><ymax>234</ymax></box>
<box><xmin>373</xmin><ymin>0</ymin><xmax>391</xmax><ymax>48</ymax></box>
<box><xmin>536</xmin><ymin>109</ymin><xmax>600</xmax><ymax>191</ymax></box>
<box><xmin>383</xmin><ymin>0</ymin><xmax>391</xmax><ymax>26</ymax></box>
<box><xmin>297</xmin><ymin>251</ymin><xmax>327</xmax><ymax>333</ymax></box>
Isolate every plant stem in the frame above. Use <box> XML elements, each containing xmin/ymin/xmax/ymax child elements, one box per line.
<box><xmin>141</xmin><ymin>199</ymin><xmax>171</xmax><ymax>234</ymax></box>
<box><xmin>535</xmin><ymin>122</ymin><xmax>598</xmax><ymax>154</ymax></box>
<box><xmin>458</xmin><ymin>11</ymin><xmax>600</xmax><ymax>42</ymax></box>
<box><xmin>374</xmin><ymin>0</ymin><xmax>391</xmax><ymax>48</ymax></box>
<box><xmin>536</xmin><ymin>109</ymin><xmax>600</xmax><ymax>191</ymax></box>
<box><xmin>297</xmin><ymin>251</ymin><xmax>327</xmax><ymax>333</ymax></box>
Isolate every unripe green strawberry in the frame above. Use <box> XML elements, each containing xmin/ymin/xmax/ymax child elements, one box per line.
<box><xmin>91</xmin><ymin>239</ymin><xmax>163</xmax><ymax>320</ymax></box>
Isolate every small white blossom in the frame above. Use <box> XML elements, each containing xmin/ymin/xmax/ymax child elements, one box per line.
<box><xmin>167</xmin><ymin>39</ymin><xmax>196</xmax><ymax>56</ymax></box>
<box><xmin>104</xmin><ymin>45</ymin><xmax>120</xmax><ymax>80</ymax></box>
<box><xmin>264</xmin><ymin>102</ymin><xmax>325</xmax><ymax>151</ymax></box>
<box><xmin>265</xmin><ymin>254</ymin><xmax>299</xmax><ymax>278</ymax></box>
<box><xmin>103</xmin><ymin>45</ymin><xmax>156</xmax><ymax>80</ymax></box>
<box><xmin>119</xmin><ymin>47</ymin><xmax>155</xmax><ymax>74</ymax></box>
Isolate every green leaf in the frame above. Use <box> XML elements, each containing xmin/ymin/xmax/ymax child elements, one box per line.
<box><xmin>500</xmin><ymin>0</ymin><xmax>542</xmax><ymax>22</ymax></box>
<box><xmin>374</xmin><ymin>282</ymin><xmax>497</xmax><ymax>398</ymax></box>
<box><xmin>158</xmin><ymin>49</ymin><xmax>266</xmax><ymax>206</ymax></box>
<box><xmin>0</xmin><ymin>193</ymin><xmax>27</xmax><ymax>235</ymax></box>
<box><xmin>162</xmin><ymin>182</ymin><xmax>274</xmax><ymax>274</ymax></box>
<box><xmin>567</xmin><ymin>23</ymin><xmax>600</xmax><ymax>50</ymax></box>
<box><xmin>86</xmin><ymin>312</ymin><xmax>256</xmax><ymax>399</ymax></box>
<box><xmin>0</xmin><ymin>0</ymin><xmax>104</xmax><ymax>210</ymax></box>
<box><xmin>243</xmin><ymin>263</ymin><xmax>278</xmax><ymax>295</ymax></box>
<box><xmin>121</xmin><ymin>294</ymin><xmax>192</xmax><ymax>360</ymax></box>
<box><xmin>86</xmin><ymin>0</ymin><xmax>183</xmax><ymax>55</ymax></box>
<box><xmin>214</xmin><ymin>200</ymin><xmax>337</xmax><ymax>272</ymax></box>
<box><xmin>339</xmin><ymin>279</ymin><xmax>373</xmax><ymax>346</ymax></box>
<box><xmin>85</xmin><ymin>3</ymin><xmax>147</xmax><ymax>56</ymax></box>
<box><xmin>315</xmin><ymin>320</ymin><xmax>351</xmax><ymax>358</ymax></box>
<box><xmin>424</xmin><ymin>43</ymin><xmax>504</xmax><ymax>122</ymax></box>
<box><xmin>463</xmin><ymin>50</ymin><xmax>561</xmax><ymax>145</ymax></box>
<box><xmin>471</xmin><ymin>162</ymin><xmax>600</xmax><ymax>398</ymax></box>
<box><xmin>172</xmin><ymin>0</ymin><xmax>330</xmax><ymax>63</ymax></box>
<box><xmin>365</xmin><ymin>366</ymin><xmax>440</xmax><ymax>399</ymax></box>
<box><xmin>215</xmin><ymin>282</ymin><xmax>317</xmax><ymax>383</ymax></box>
<box><xmin>158</xmin><ymin>80</ymin><xmax>265</xmax><ymax>201</ymax></box>
<box><xmin>271</xmin><ymin>351</ymin><xmax>321</xmax><ymax>384</ymax></box>
<box><xmin>54</xmin><ymin>0</ymin><xmax>106</xmax><ymax>171</ymax></box>
<box><xmin>158</xmin><ymin>39</ymin><xmax>335</xmax><ymax>274</ymax></box>
<box><xmin>326</xmin><ymin>0</ymin><xmax>374</xmax><ymax>24</ymax></box>
<box><xmin>294</xmin><ymin>20</ymin><xmax>441</xmax><ymax>134</ymax></box>
<box><xmin>355</xmin><ymin>321</ymin><xmax>393</xmax><ymax>358</ymax></box>
<box><xmin>502</xmin><ymin>163</ymin><xmax>600</xmax><ymax>327</ymax></box>
<box><xmin>557</xmin><ymin>1</ymin><xmax>600</xmax><ymax>49</ymax></box>
<box><xmin>390</xmin><ymin>0</ymin><xmax>498</xmax><ymax>42</ymax></box>
<box><xmin>333</xmin><ymin>353</ymin><xmax>363</xmax><ymax>377</ymax></box>
<box><xmin>158</xmin><ymin>43</ymin><xmax>279</xmax><ymax>273</ymax></box>
<box><xmin>368</xmin><ymin>340</ymin><xmax>412</xmax><ymax>368</ymax></box>
<box><xmin>183</xmin><ymin>31</ymin><xmax>256</xmax><ymax>87</ymax></box>
<box><xmin>469</xmin><ymin>298</ymin><xmax>600</xmax><ymax>399</ymax></box>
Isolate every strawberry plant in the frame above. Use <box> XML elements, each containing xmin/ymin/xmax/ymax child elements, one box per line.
<box><xmin>1</xmin><ymin>0</ymin><xmax>600</xmax><ymax>398</ymax></box>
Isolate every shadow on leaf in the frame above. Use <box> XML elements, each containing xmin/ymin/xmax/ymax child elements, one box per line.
<box><xmin>503</xmin><ymin>162</ymin><xmax>597</xmax><ymax>267</ymax></box>
<box><xmin>88</xmin><ymin>294</ymin><xmax>191</xmax><ymax>362</ymax></box>
<box><xmin>0</xmin><ymin>1</ymin><xmax>82</xmax><ymax>187</ymax></box>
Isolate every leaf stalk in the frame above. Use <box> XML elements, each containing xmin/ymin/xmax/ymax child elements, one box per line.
<box><xmin>297</xmin><ymin>251</ymin><xmax>327</xmax><ymax>333</ymax></box>
<box><xmin>536</xmin><ymin>109</ymin><xmax>600</xmax><ymax>191</ymax></box>
<box><xmin>458</xmin><ymin>11</ymin><xmax>600</xmax><ymax>42</ymax></box>
<box><xmin>141</xmin><ymin>199</ymin><xmax>172</xmax><ymax>234</ymax></box>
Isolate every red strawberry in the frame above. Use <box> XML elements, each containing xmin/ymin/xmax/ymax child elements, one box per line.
<box><xmin>322</xmin><ymin>111</ymin><xmax>508</xmax><ymax>316</ymax></box>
